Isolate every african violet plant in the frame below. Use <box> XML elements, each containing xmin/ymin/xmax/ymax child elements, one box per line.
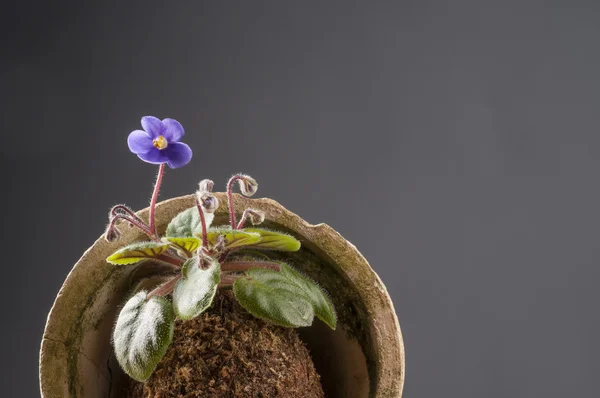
<box><xmin>105</xmin><ymin>116</ymin><xmax>336</xmax><ymax>382</ymax></box>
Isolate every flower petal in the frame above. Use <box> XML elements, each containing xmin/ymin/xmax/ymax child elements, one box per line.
<box><xmin>127</xmin><ymin>130</ymin><xmax>154</xmax><ymax>154</ymax></box>
<box><xmin>137</xmin><ymin>147</ymin><xmax>168</xmax><ymax>164</ymax></box>
<box><xmin>164</xmin><ymin>142</ymin><xmax>192</xmax><ymax>169</ymax></box>
<box><xmin>162</xmin><ymin>118</ymin><xmax>185</xmax><ymax>142</ymax></box>
<box><xmin>141</xmin><ymin>116</ymin><xmax>164</xmax><ymax>138</ymax></box>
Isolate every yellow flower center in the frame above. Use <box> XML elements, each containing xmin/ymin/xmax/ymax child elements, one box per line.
<box><xmin>153</xmin><ymin>135</ymin><xmax>168</xmax><ymax>150</ymax></box>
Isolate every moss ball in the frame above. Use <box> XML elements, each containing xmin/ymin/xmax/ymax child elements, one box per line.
<box><xmin>121</xmin><ymin>290</ymin><xmax>324</xmax><ymax>398</ymax></box>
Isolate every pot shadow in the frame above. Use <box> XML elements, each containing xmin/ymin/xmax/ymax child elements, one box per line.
<box><xmin>298</xmin><ymin>320</ymin><xmax>370</xmax><ymax>398</ymax></box>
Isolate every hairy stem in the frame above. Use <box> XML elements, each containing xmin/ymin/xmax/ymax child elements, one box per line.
<box><xmin>236</xmin><ymin>211</ymin><xmax>248</xmax><ymax>230</ymax></box>
<box><xmin>195</xmin><ymin>198</ymin><xmax>209</xmax><ymax>249</ymax></box>
<box><xmin>108</xmin><ymin>215</ymin><xmax>158</xmax><ymax>241</ymax></box>
<box><xmin>221</xmin><ymin>261</ymin><xmax>281</xmax><ymax>272</ymax></box>
<box><xmin>110</xmin><ymin>205</ymin><xmax>147</xmax><ymax>227</ymax></box>
<box><xmin>146</xmin><ymin>275</ymin><xmax>181</xmax><ymax>300</ymax></box>
<box><xmin>226</xmin><ymin>174</ymin><xmax>244</xmax><ymax>229</ymax></box>
<box><xmin>149</xmin><ymin>163</ymin><xmax>165</xmax><ymax>236</ymax></box>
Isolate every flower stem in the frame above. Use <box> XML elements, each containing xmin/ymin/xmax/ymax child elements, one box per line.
<box><xmin>221</xmin><ymin>261</ymin><xmax>281</xmax><ymax>272</ymax></box>
<box><xmin>226</xmin><ymin>175</ymin><xmax>244</xmax><ymax>229</ymax></box>
<box><xmin>195</xmin><ymin>198</ymin><xmax>209</xmax><ymax>249</ymax></box>
<box><xmin>149</xmin><ymin>163</ymin><xmax>165</xmax><ymax>236</ymax></box>
<box><xmin>236</xmin><ymin>211</ymin><xmax>248</xmax><ymax>230</ymax></box>
<box><xmin>108</xmin><ymin>214</ymin><xmax>158</xmax><ymax>241</ymax></box>
<box><xmin>110</xmin><ymin>205</ymin><xmax>147</xmax><ymax>227</ymax></box>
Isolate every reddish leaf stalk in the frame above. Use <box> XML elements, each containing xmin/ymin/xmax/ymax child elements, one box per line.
<box><xmin>146</xmin><ymin>275</ymin><xmax>181</xmax><ymax>300</ymax></box>
<box><xmin>218</xmin><ymin>274</ymin><xmax>240</xmax><ymax>287</ymax></box>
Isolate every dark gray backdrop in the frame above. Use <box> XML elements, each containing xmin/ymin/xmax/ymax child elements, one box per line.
<box><xmin>2</xmin><ymin>1</ymin><xmax>599</xmax><ymax>397</ymax></box>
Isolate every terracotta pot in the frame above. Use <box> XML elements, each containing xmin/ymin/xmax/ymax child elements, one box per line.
<box><xmin>39</xmin><ymin>193</ymin><xmax>405</xmax><ymax>397</ymax></box>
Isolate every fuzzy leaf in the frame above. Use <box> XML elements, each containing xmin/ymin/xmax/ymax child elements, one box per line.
<box><xmin>164</xmin><ymin>237</ymin><xmax>201</xmax><ymax>254</ymax></box>
<box><xmin>113</xmin><ymin>291</ymin><xmax>175</xmax><ymax>382</ymax></box>
<box><xmin>281</xmin><ymin>264</ymin><xmax>337</xmax><ymax>329</ymax></box>
<box><xmin>107</xmin><ymin>241</ymin><xmax>170</xmax><ymax>265</ymax></box>
<box><xmin>242</xmin><ymin>228</ymin><xmax>301</xmax><ymax>251</ymax></box>
<box><xmin>165</xmin><ymin>207</ymin><xmax>214</xmax><ymax>238</ymax></box>
<box><xmin>172</xmin><ymin>257</ymin><xmax>220</xmax><ymax>320</ymax></box>
<box><xmin>205</xmin><ymin>227</ymin><xmax>261</xmax><ymax>249</ymax></box>
<box><xmin>233</xmin><ymin>268</ymin><xmax>315</xmax><ymax>328</ymax></box>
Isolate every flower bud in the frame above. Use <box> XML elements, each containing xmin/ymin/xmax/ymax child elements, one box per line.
<box><xmin>238</xmin><ymin>174</ymin><xmax>258</xmax><ymax>197</ymax></box>
<box><xmin>198</xmin><ymin>179</ymin><xmax>214</xmax><ymax>193</ymax></box>
<box><xmin>197</xmin><ymin>191</ymin><xmax>219</xmax><ymax>213</ymax></box>
<box><xmin>245</xmin><ymin>209</ymin><xmax>265</xmax><ymax>225</ymax></box>
<box><xmin>104</xmin><ymin>225</ymin><xmax>121</xmax><ymax>242</ymax></box>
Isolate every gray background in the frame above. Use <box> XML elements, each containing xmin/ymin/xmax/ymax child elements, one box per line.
<box><xmin>2</xmin><ymin>1</ymin><xmax>599</xmax><ymax>396</ymax></box>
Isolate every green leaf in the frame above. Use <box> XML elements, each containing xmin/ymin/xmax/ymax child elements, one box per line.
<box><xmin>106</xmin><ymin>241</ymin><xmax>171</xmax><ymax>265</ymax></box>
<box><xmin>242</xmin><ymin>228</ymin><xmax>301</xmax><ymax>251</ymax></box>
<box><xmin>164</xmin><ymin>237</ymin><xmax>201</xmax><ymax>254</ymax></box>
<box><xmin>205</xmin><ymin>227</ymin><xmax>261</xmax><ymax>249</ymax></box>
<box><xmin>233</xmin><ymin>264</ymin><xmax>336</xmax><ymax>329</ymax></box>
<box><xmin>281</xmin><ymin>264</ymin><xmax>337</xmax><ymax>329</ymax></box>
<box><xmin>172</xmin><ymin>257</ymin><xmax>221</xmax><ymax>320</ymax></box>
<box><xmin>165</xmin><ymin>207</ymin><xmax>214</xmax><ymax>238</ymax></box>
<box><xmin>233</xmin><ymin>268</ymin><xmax>315</xmax><ymax>328</ymax></box>
<box><xmin>113</xmin><ymin>291</ymin><xmax>175</xmax><ymax>382</ymax></box>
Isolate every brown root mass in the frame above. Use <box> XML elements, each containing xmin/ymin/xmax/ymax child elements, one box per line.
<box><xmin>121</xmin><ymin>290</ymin><xmax>324</xmax><ymax>398</ymax></box>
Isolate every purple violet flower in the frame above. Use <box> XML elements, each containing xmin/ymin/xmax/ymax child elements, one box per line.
<box><xmin>127</xmin><ymin>116</ymin><xmax>192</xmax><ymax>168</ymax></box>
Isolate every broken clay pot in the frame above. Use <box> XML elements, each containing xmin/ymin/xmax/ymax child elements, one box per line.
<box><xmin>39</xmin><ymin>193</ymin><xmax>405</xmax><ymax>397</ymax></box>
